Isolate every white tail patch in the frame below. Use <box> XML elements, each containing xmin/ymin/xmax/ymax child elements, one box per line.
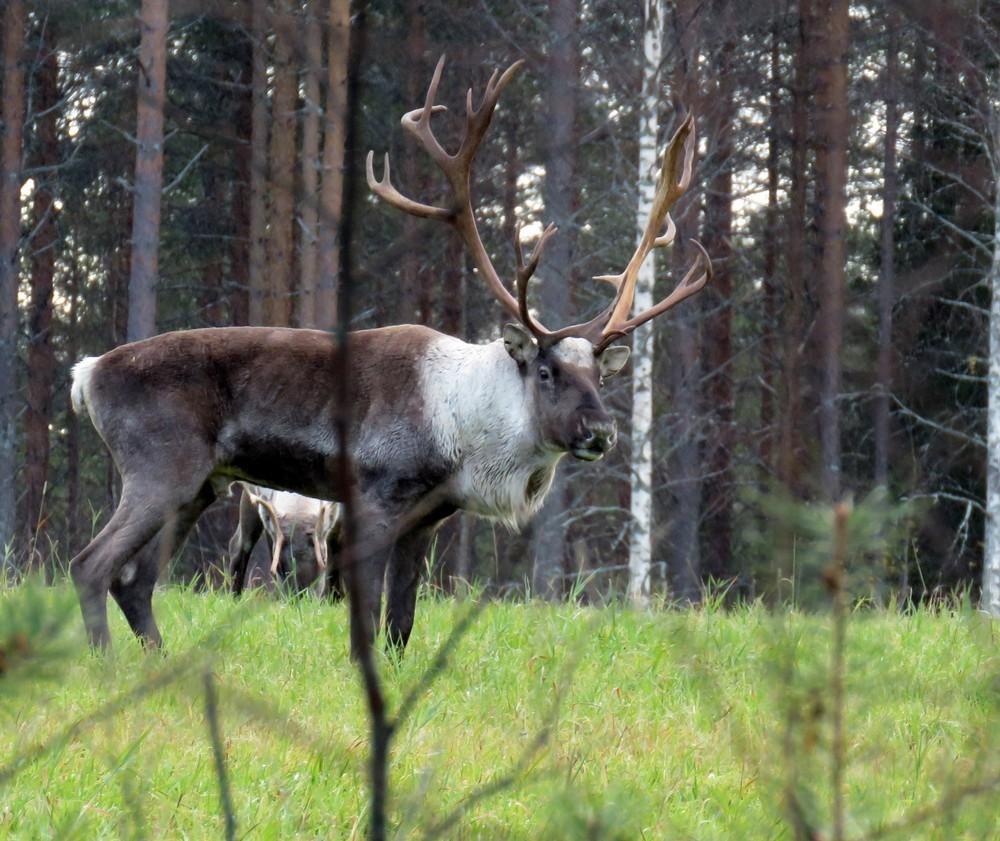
<box><xmin>70</xmin><ymin>356</ymin><xmax>100</xmax><ymax>417</ymax></box>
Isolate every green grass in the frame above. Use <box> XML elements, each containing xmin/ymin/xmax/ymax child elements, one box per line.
<box><xmin>2</xmin><ymin>584</ymin><xmax>999</xmax><ymax>839</ymax></box>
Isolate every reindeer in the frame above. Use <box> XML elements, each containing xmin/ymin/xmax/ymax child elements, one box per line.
<box><xmin>228</xmin><ymin>483</ymin><xmax>341</xmax><ymax>597</ymax></box>
<box><xmin>68</xmin><ymin>57</ymin><xmax>711</xmax><ymax>654</ymax></box>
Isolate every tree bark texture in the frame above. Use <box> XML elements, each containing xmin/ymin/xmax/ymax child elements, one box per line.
<box><xmin>813</xmin><ymin>0</ymin><xmax>849</xmax><ymax>501</ymax></box>
<box><xmin>0</xmin><ymin>0</ymin><xmax>26</xmax><ymax>564</ymax></box>
<box><xmin>982</xmin><ymin>82</ymin><xmax>1000</xmax><ymax>617</ymax></box>
<box><xmin>701</xmin><ymin>16</ymin><xmax>735</xmax><ymax>583</ymax></box>
<box><xmin>266</xmin><ymin>3</ymin><xmax>296</xmax><ymax>327</ymax></box>
<box><xmin>248</xmin><ymin>0</ymin><xmax>268</xmax><ymax>325</ymax></box>
<box><xmin>531</xmin><ymin>0</ymin><xmax>579</xmax><ymax>601</ymax></box>
<box><xmin>665</xmin><ymin>0</ymin><xmax>702</xmax><ymax>603</ymax></box>
<box><xmin>316</xmin><ymin>0</ymin><xmax>350</xmax><ymax>331</ymax></box>
<box><xmin>24</xmin><ymin>26</ymin><xmax>60</xmax><ymax>569</ymax></box>
<box><xmin>297</xmin><ymin>0</ymin><xmax>322</xmax><ymax>328</ymax></box>
<box><xmin>875</xmin><ymin>13</ymin><xmax>899</xmax><ymax>490</ymax></box>
<box><xmin>127</xmin><ymin>0</ymin><xmax>168</xmax><ymax>342</ymax></box>
<box><xmin>627</xmin><ymin>0</ymin><xmax>663</xmax><ymax>605</ymax></box>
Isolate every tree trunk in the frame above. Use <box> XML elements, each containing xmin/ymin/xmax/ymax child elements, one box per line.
<box><xmin>875</xmin><ymin>13</ymin><xmax>899</xmax><ymax>490</ymax></box>
<box><xmin>266</xmin><ymin>3</ymin><xmax>296</xmax><ymax>327</ymax></box>
<box><xmin>127</xmin><ymin>0</ymin><xmax>169</xmax><ymax>342</ymax></box>
<box><xmin>982</xmin><ymin>82</ymin><xmax>1000</xmax><ymax>616</ymax></box>
<box><xmin>230</xmin><ymin>30</ymin><xmax>252</xmax><ymax>326</ymax></box>
<box><xmin>316</xmin><ymin>0</ymin><xmax>350</xmax><ymax>331</ymax></box>
<box><xmin>701</xmin><ymin>16</ymin><xmax>735</xmax><ymax>584</ymax></box>
<box><xmin>66</xmin><ymin>259</ymin><xmax>81</xmax><ymax>554</ymax></box>
<box><xmin>297</xmin><ymin>0</ymin><xmax>322</xmax><ymax>328</ymax></box>
<box><xmin>760</xmin><ymin>15</ymin><xmax>780</xmax><ymax>477</ymax></box>
<box><xmin>665</xmin><ymin>0</ymin><xmax>702</xmax><ymax>603</ymax></box>
<box><xmin>627</xmin><ymin>0</ymin><xmax>663</xmax><ymax>605</ymax></box>
<box><xmin>531</xmin><ymin>0</ymin><xmax>579</xmax><ymax>602</ymax></box>
<box><xmin>0</xmin><ymin>0</ymin><xmax>26</xmax><ymax>565</ymax></box>
<box><xmin>397</xmin><ymin>0</ymin><xmax>426</xmax><ymax>326</ymax></box>
<box><xmin>779</xmin><ymin>0</ymin><xmax>811</xmax><ymax>503</ymax></box>
<box><xmin>24</xmin><ymin>27</ymin><xmax>59</xmax><ymax>572</ymax></box>
<box><xmin>813</xmin><ymin>0</ymin><xmax>849</xmax><ymax>501</ymax></box>
<box><xmin>248</xmin><ymin>0</ymin><xmax>269</xmax><ymax>325</ymax></box>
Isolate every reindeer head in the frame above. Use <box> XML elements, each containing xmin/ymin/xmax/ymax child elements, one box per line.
<box><xmin>367</xmin><ymin>57</ymin><xmax>711</xmax><ymax>463</ymax></box>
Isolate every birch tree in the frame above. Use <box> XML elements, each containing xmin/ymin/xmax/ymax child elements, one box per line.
<box><xmin>983</xmin><ymin>73</ymin><xmax>1000</xmax><ymax>616</ymax></box>
<box><xmin>627</xmin><ymin>0</ymin><xmax>663</xmax><ymax>604</ymax></box>
<box><xmin>127</xmin><ymin>0</ymin><xmax>168</xmax><ymax>342</ymax></box>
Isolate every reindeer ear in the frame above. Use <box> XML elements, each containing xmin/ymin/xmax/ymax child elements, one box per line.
<box><xmin>502</xmin><ymin>323</ymin><xmax>538</xmax><ymax>364</ymax></box>
<box><xmin>597</xmin><ymin>344</ymin><xmax>630</xmax><ymax>378</ymax></box>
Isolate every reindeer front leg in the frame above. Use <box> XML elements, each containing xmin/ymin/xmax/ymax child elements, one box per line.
<box><xmin>385</xmin><ymin>527</ymin><xmax>436</xmax><ymax>653</ymax></box>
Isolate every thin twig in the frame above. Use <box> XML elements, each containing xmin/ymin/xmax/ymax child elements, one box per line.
<box><xmin>203</xmin><ymin>669</ymin><xmax>237</xmax><ymax>841</ymax></box>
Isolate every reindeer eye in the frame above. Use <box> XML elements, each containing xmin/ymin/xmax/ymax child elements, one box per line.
<box><xmin>538</xmin><ymin>366</ymin><xmax>551</xmax><ymax>382</ymax></box>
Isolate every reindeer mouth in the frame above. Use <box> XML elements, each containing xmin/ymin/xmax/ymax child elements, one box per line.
<box><xmin>571</xmin><ymin>446</ymin><xmax>605</xmax><ymax>462</ymax></box>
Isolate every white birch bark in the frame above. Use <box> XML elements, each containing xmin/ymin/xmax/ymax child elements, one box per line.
<box><xmin>983</xmin><ymin>118</ymin><xmax>1000</xmax><ymax>616</ymax></box>
<box><xmin>628</xmin><ymin>0</ymin><xmax>663</xmax><ymax>604</ymax></box>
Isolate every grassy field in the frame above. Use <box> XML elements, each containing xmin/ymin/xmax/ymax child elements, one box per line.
<box><xmin>2</xmin><ymin>584</ymin><xmax>999</xmax><ymax>840</ymax></box>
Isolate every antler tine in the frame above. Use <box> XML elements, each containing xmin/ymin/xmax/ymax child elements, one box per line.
<box><xmin>514</xmin><ymin>223</ymin><xmax>558</xmax><ymax>337</ymax></box>
<box><xmin>365</xmin><ymin>152</ymin><xmax>452</xmax><ymax>221</ymax></box>
<box><xmin>595</xmin><ymin>239</ymin><xmax>713</xmax><ymax>353</ymax></box>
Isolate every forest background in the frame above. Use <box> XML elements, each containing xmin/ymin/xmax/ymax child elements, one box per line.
<box><xmin>1</xmin><ymin>0</ymin><xmax>999</xmax><ymax>609</ymax></box>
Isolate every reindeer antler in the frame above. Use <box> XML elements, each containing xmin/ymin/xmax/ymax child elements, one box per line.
<box><xmin>367</xmin><ymin>58</ymin><xmax>712</xmax><ymax>352</ymax></box>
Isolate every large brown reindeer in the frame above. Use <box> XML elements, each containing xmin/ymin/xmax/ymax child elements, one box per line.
<box><xmin>69</xmin><ymin>57</ymin><xmax>710</xmax><ymax>654</ymax></box>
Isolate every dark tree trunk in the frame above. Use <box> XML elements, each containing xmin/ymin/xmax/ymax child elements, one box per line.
<box><xmin>24</xmin><ymin>27</ymin><xmax>60</xmax><ymax>573</ymax></box>
<box><xmin>760</xmin><ymin>15</ymin><xmax>781</xmax><ymax>476</ymax></box>
<box><xmin>665</xmin><ymin>0</ymin><xmax>702</xmax><ymax>603</ymax></box>
<box><xmin>875</xmin><ymin>12</ymin><xmax>899</xmax><ymax>490</ymax></box>
<box><xmin>297</xmin><ymin>0</ymin><xmax>322</xmax><ymax>328</ymax></box>
<box><xmin>779</xmin><ymin>0</ymin><xmax>811</xmax><ymax>502</ymax></box>
<box><xmin>813</xmin><ymin>0</ymin><xmax>849</xmax><ymax>501</ymax></box>
<box><xmin>398</xmin><ymin>0</ymin><xmax>427</xmax><ymax>326</ymax></box>
<box><xmin>267</xmin><ymin>3</ymin><xmax>296</xmax><ymax>327</ymax></box>
<box><xmin>701</xmin><ymin>16</ymin><xmax>735</xmax><ymax>584</ymax></box>
<box><xmin>127</xmin><ymin>0</ymin><xmax>169</xmax><ymax>342</ymax></box>
<box><xmin>316</xmin><ymin>0</ymin><xmax>350</xmax><ymax>331</ymax></box>
<box><xmin>230</xmin><ymin>30</ymin><xmax>253</xmax><ymax>326</ymax></box>
<box><xmin>248</xmin><ymin>0</ymin><xmax>268</xmax><ymax>325</ymax></box>
<box><xmin>0</xmin><ymin>0</ymin><xmax>26</xmax><ymax>563</ymax></box>
<box><xmin>531</xmin><ymin>0</ymin><xmax>579</xmax><ymax>601</ymax></box>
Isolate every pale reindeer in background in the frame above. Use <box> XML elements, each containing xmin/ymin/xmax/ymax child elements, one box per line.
<box><xmin>228</xmin><ymin>483</ymin><xmax>341</xmax><ymax>598</ymax></box>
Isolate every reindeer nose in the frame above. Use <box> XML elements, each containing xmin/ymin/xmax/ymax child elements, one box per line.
<box><xmin>577</xmin><ymin>420</ymin><xmax>617</xmax><ymax>457</ymax></box>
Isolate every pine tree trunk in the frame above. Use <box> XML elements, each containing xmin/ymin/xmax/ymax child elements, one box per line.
<box><xmin>666</xmin><ymin>0</ymin><xmax>702</xmax><ymax>603</ymax></box>
<box><xmin>248</xmin><ymin>0</ymin><xmax>269</xmax><ymax>325</ymax></box>
<box><xmin>761</xmin><ymin>16</ymin><xmax>781</xmax><ymax>477</ymax></box>
<box><xmin>397</xmin><ymin>0</ymin><xmax>426</xmax><ymax>326</ymax></box>
<box><xmin>0</xmin><ymin>0</ymin><xmax>26</xmax><ymax>564</ymax></box>
<box><xmin>531</xmin><ymin>0</ymin><xmax>579</xmax><ymax>602</ymax></box>
<box><xmin>266</xmin><ymin>4</ymin><xmax>296</xmax><ymax>327</ymax></box>
<box><xmin>779</xmin><ymin>0</ymin><xmax>811</xmax><ymax>502</ymax></box>
<box><xmin>316</xmin><ymin>0</ymin><xmax>349</xmax><ymax>331</ymax></box>
<box><xmin>24</xmin><ymin>28</ymin><xmax>59</xmax><ymax>572</ymax></box>
<box><xmin>627</xmin><ymin>0</ymin><xmax>663</xmax><ymax>605</ymax></box>
<box><xmin>875</xmin><ymin>13</ymin><xmax>899</xmax><ymax>490</ymax></box>
<box><xmin>813</xmin><ymin>0</ymin><xmax>849</xmax><ymax>501</ymax></box>
<box><xmin>701</xmin><ymin>17</ymin><xmax>735</xmax><ymax>584</ymax></box>
<box><xmin>230</xmin><ymin>31</ymin><xmax>252</xmax><ymax>326</ymax></box>
<box><xmin>127</xmin><ymin>0</ymin><xmax>169</xmax><ymax>342</ymax></box>
<box><xmin>66</xmin><ymin>260</ymin><xmax>81</xmax><ymax>554</ymax></box>
<box><xmin>297</xmin><ymin>0</ymin><xmax>322</xmax><ymax>328</ymax></box>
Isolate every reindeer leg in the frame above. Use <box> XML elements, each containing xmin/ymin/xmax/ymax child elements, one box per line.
<box><xmin>385</xmin><ymin>527</ymin><xmax>434</xmax><ymax>653</ymax></box>
<box><xmin>340</xmin><ymin>499</ymin><xmax>392</xmax><ymax>661</ymax></box>
<box><xmin>110</xmin><ymin>482</ymin><xmax>216</xmax><ymax>648</ymax></box>
<box><xmin>70</xmin><ymin>480</ymin><xmax>179</xmax><ymax>650</ymax></box>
